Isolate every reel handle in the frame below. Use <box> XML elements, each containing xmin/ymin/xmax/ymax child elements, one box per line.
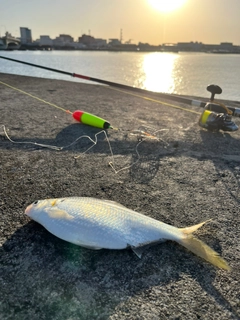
<box><xmin>207</xmin><ymin>84</ymin><xmax>222</xmax><ymax>101</ymax></box>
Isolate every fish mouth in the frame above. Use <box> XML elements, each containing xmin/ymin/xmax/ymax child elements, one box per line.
<box><xmin>25</xmin><ymin>204</ymin><xmax>33</xmax><ymax>216</ymax></box>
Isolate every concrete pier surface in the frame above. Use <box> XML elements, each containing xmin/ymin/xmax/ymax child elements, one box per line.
<box><xmin>0</xmin><ymin>73</ymin><xmax>240</xmax><ymax>320</ymax></box>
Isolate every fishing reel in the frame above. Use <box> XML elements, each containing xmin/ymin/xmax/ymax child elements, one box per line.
<box><xmin>198</xmin><ymin>84</ymin><xmax>238</xmax><ymax>132</ymax></box>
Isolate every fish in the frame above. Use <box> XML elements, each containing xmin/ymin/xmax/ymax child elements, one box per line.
<box><xmin>25</xmin><ymin>197</ymin><xmax>229</xmax><ymax>270</ymax></box>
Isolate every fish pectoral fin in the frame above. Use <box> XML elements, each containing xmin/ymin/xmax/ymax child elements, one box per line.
<box><xmin>46</xmin><ymin>208</ymin><xmax>74</xmax><ymax>220</ymax></box>
<box><xmin>131</xmin><ymin>245</ymin><xmax>145</xmax><ymax>258</ymax></box>
<box><xmin>131</xmin><ymin>241</ymin><xmax>157</xmax><ymax>259</ymax></box>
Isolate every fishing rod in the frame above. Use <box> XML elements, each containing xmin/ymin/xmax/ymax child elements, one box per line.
<box><xmin>0</xmin><ymin>55</ymin><xmax>239</xmax><ymax>132</ymax></box>
<box><xmin>1</xmin><ymin>54</ymin><xmax>238</xmax><ymax>114</ymax></box>
<box><xmin>0</xmin><ymin>55</ymin><xmax>197</xmax><ymax>105</ymax></box>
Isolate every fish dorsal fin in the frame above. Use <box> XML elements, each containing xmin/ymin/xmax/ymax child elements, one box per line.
<box><xmin>46</xmin><ymin>208</ymin><xmax>74</xmax><ymax>220</ymax></box>
<box><xmin>180</xmin><ymin>219</ymin><xmax>212</xmax><ymax>235</ymax></box>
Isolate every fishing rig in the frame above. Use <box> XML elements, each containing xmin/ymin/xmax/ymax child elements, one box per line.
<box><xmin>1</xmin><ymin>55</ymin><xmax>240</xmax><ymax>139</ymax></box>
<box><xmin>1</xmin><ymin>55</ymin><xmax>240</xmax><ymax>173</ymax></box>
<box><xmin>0</xmin><ymin>55</ymin><xmax>240</xmax><ymax>132</ymax></box>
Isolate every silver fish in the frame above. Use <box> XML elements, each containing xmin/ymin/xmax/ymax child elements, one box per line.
<box><xmin>25</xmin><ymin>197</ymin><xmax>229</xmax><ymax>270</ymax></box>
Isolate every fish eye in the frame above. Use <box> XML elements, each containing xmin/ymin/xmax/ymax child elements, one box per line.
<box><xmin>33</xmin><ymin>200</ymin><xmax>39</xmax><ymax>205</ymax></box>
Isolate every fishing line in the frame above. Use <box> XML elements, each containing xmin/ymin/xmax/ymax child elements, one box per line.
<box><xmin>1</xmin><ymin>124</ymin><xmax>168</xmax><ymax>174</ymax></box>
<box><xmin>1</xmin><ymin>124</ymin><xmax>104</xmax><ymax>151</ymax></box>
<box><xmin>0</xmin><ymin>80</ymin><xmax>72</xmax><ymax>114</ymax></box>
<box><xmin>109</xmin><ymin>127</ymin><xmax>169</xmax><ymax>174</ymax></box>
<box><xmin>107</xmin><ymin>86</ymin><xmax>202</xmax><ymax>115</ymax></box>
<box><xmin>0</xmin><ymin>79</ymin><xmax>201</xmax><ymax>117</ymax></box>
<box><xmin>0</xmin><ymin>80</ymin><xmax>170</xmax><ymax>173</ymax></box>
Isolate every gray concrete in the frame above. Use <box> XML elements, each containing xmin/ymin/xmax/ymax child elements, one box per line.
<box><xmin>0</xmin><ymin>73</ymin><xmax>240</xmax><ymax>320</ymax></box>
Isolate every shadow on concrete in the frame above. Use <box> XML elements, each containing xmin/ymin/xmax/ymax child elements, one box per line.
<box><xmin>198</xmin><ymin>130</ymin><xmax>240</xmax><ymax>205</ymax></box>
<box><xmin>1</xmin><ymin>123</ymin><xmax>240</xmax><ymax>194</ymax></box>
<box><xmin>1</xmin><ymin>222</ymin><xmax>239</xmax><ymax>319</ymax></box>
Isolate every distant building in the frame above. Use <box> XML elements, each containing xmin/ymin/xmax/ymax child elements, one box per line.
<box><xmin>52</xmin><ymin>34</ymin><xmax>74</xmax><ymax>48</ymax></box>
<box><xmin>52</xmin><ymin>37</ymin><xmax>63</xmax><ymax>47</ymax></box>
<box><xmin>138</xmin><ymin>42</ymin><xmax>161</xmax><ymax>50</ymax></box>
<box><xmin>220</xmin><ymin>42</ymin><xmax>233</xmax><ymax>49</ymax></box>
<box><xmin>177</xmin><ymin>41</ymin><xmax>203</xmax><ymax>51</ymax></box>
<box><xmin>78</xmin><ymin>34</ymin><xmax>107</xmax><ymax>48</ymax></box>
<box><xmin>162</xmin><ymin>43</ymin><xmax>178</xmax><ymax>52</ymax></box>
<box><xmin>78</xmin><ymin>34</ymin><xmax>95</xmax><ymax>46</ymax></box>
<box><xmin>72</xmin><ymin>42</ymin><xmax>86</xmax><ymax>49</ymax></box>
<box><xmin>218</xmin><ymin>42</ymin><xmax>234</xmax><ymax>52</ymax></box>
<box><xmin>108</xmin><ymin>38</ymin><xmax>121</xmax><ymax>46</ymax></box>
<box><xmin>59</xmin><ymin>34</ymin><xmax>74</xmax><ymax>43</ymax></box>
<box><xmin>20</xmin><ymin>27</ymin><xmax>32</xmax><ymax>44</ymax></box>
<box><xmin>39</xmin><ymin>35</ymin><xmax>53</xmax><ymax>46</ymax></box>
<box><xmin>90</xmin><ymin>38</ymin><xmax>107</xmax><ymax>48</ymax></box>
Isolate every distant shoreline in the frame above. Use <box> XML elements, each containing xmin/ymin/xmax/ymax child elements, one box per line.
<box><xmin>1</xmin><ymin>47</ymin><xmax>240</xmax><ymax>54</ymax></box>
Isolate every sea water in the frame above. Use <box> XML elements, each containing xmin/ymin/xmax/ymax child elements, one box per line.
<box><xmin>0</xmin><ymin>50</ymin><xmax>240</xmax><ymax>101</ymax></box>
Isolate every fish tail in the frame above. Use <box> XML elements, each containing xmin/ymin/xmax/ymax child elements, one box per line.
<box><xmin>178</xmin><ymin>220</ymin><xmax>230</xmax><ymax>270</ymax></box>
<box><xmin>179</xmin><ymin>219</ymin><xmax>212</xmax><ymax>235</ymax></box>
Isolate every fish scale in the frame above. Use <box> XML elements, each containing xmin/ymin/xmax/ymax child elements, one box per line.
<box><xmin>25</xmin><ymin>197</ymin><xmax>230</xmax><ymax>270</ymax></box>
<box><xmin>47</xmin><ymin>197</ymin><xmax>177</xmax><ymax>249</ymax></box>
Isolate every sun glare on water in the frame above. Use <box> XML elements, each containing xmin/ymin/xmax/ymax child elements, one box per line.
<box><xmin>148</xmin><ymin>0</ymin><xmax>186</xmax><ymax>12</ymax></box>
<box><xmin>141</xmin><ymin>53</ymin><xmax>179</xmax><ymax>93</ymax></box>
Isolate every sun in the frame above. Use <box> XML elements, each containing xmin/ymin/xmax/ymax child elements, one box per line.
<box><xmin>148</xmin><ymin>0</ymin><xmax>186</xmax><ymax>12</ymax></box>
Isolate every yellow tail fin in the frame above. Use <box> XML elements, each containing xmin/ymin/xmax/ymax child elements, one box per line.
<box><xmin>180</xmin><ymin>219</ymin><xmax>212</xmax><ymax>235</ymax></box>
<box><xmin>178</xmin><ymin>221</ymin><xmax>230</xmax><ymax>270</ymax></box>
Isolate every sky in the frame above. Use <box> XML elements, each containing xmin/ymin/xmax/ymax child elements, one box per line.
<box><xmin>0</xmin><ymin>0</ymin><xmax>240</xmax><ymax>45</ymax></box>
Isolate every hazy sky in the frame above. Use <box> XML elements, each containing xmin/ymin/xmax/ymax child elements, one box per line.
<box><xmin>1</xmin><ymin>0</ymin><xmax>240</xmax><ymax>45</ymax></box>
